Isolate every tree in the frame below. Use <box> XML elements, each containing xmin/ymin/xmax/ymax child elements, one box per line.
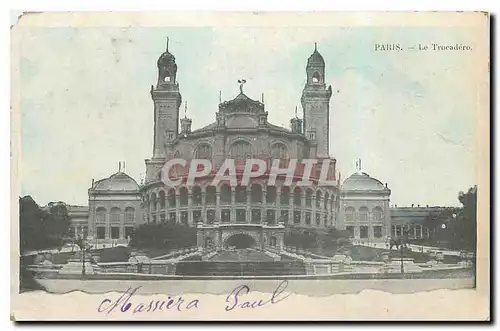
<box><xmin>422</xmin><ymin>186</ymin><xmax>477</xmax><ymax>250</ymax></box>
<box><xmin>455</xmin><ymin>186</ymin><xmax>477</xmax><ymax>250</ymax></box>
<box><xmin>19</xmin><ymin>196</ymin><xmax>71</xmax><ymax>252</ymax></box>
<box><xmin>423</xmin><ymin>207</ymin><xmax>460</xmax><ymax>243</ymax></box>
<box><xmin>45</xmin><ymin>202</ymin><xmax>71</xmax><ymax>247</ymax></box>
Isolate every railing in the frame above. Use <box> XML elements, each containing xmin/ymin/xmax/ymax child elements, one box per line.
<box><xmin>151</xmin><ymin>247</ymin><xmax>198</xmax><ymax>260</ymax></box>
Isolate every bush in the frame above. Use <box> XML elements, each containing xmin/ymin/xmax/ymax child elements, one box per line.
<box><xmin>130</xmin><ymin>222</ymin><xmax>196</xmax><ymax>250</ymax></box>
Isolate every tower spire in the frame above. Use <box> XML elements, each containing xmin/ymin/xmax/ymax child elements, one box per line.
<box><xmin>219</xmin><ymin>90</ymin><xmax>222</xmax><ymax>103</ymax></box>
<box><xmin>166</xmin><ymin>37</ymin><xmax>169</xmax><ymax>51</ymax></box>
<box><xmin>356</xmin><ymin>158</ymin><xmax>362</xmax><ymax>172</ymax></box>
<box><xmin>184</xmin><ymin>101</ymin><xmax>187</xmax><ymax>118</ymax></box>
<box><xmin>315</xmin><ymin>42</ymin><xmax>317</xmax><ymax>51</ymax></box>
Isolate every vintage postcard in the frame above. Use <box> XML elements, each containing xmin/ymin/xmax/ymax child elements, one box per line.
<box><xmin>10</xmin><ymin>12</ymin><xmax>489</xmax><ymax>321</ymax></box>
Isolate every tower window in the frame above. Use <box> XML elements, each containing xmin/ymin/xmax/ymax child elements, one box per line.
<box><xmin>312</xmin><ymin>72</ymin><xmax>321</xmax><ymax>83</ymax></box>
<box><xmin>164</xmin><ymin>76</ymin><xmax>171</xmax><ymax>82</ymax></box>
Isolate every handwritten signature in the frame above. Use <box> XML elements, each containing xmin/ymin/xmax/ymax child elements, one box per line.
<box><xmin>98</xmin><ymin>280</ymin><xmax>290</xmax><ymax>314</ymax></box>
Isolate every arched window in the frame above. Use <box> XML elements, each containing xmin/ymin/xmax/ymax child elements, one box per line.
<box><xmin>167</xmin><ymin>189</ymin><xmax>176</xmax><ymax>208</ymax></box>
<box><xmin>150</xmin><ymin>193</ymin><xmax>157</xmax><ymax>211</ymax></box>
<box><xmin>266</xmin><ymin>186</ymin><xmax>277</xmax><ymax>204</ymax></box>
<box><xmin>125</xmin><ymin>207</ymin><xmax>135</xmax><ymax>224</ymax></box>
<box><xmin>179</xmin><ymin>187</ymin><xmax>188</xmax><ymax>206</ymax></box>
<box><xmin>359</xmin><ymin>207</ymin><xmax>369</xmax><ymax>223</ymax></box>
<box><xmin>229</xmin><ymin>141</ymin><xmax>252</xmax><ymax>160</ymax></box>
<box><xmin>316</xmin><ymin>190</ymin><xmax>322</xmax><ymax>208</ymax></box>
<box><xmin>345</xmin><ymin>207</ymin><xmax>355</xmax><ymax>223</ymax></box>
<box><xmin>312</xmin><ymin>71</ymin><xmax>321</xmax><ymax>83</ymax></box>
<box><xmin>324</xmin><ymin>192</ymin><xmax>329</xmax><ymax>210</ymax></box>
<box><xmin>163</xmin><ymin>70</ymin><xmax>171</xmax><ymax>82</ymax></box>
<box><xmin>96</xmin><ymin>207</ymin><xmax>106</xmax><ymax>223</ymax></box>
<box><xmin>305</xmin><ymin>189</ymin><xmax>313</xmax><ymax>207</ymax></box>
<box><xmin>281</xmin><ymin>187</ymin><xmax>290</xmax><ymax>205</ymax></box>
<box><xmin>235</xmin><ymin>186</ymin><xmax>247</xmax><ymax>203</ymax></box>
<box><xmin>220</xmin><ymin>184</ymin><xmax>231</xmax><ymax>204</ymax></box>
<box><xmin>159</xmin><ymin>190</ymin><xmax>166</xmax><ymax>209</ymax></box>
<box><xmin>372</xmin><ymin>207</ymin><xmax>383</xmax><ymax>223</ymax></box>
<box><xmin>293</xmin><ymin>187</ymin><xmax>302</xmax><ymax>207</ymax></box>
<box><xmin>251</xmin><ymin>184</ymin><xmax>262</xmax><ymax>203</ymax></box>
<box><xmin>270</xmin><ymin>143</ymin><xmax>290</xmax><ymax>160</ymax></box>
<box><xmin>195</xmin><ymin>144</ymin><xmax>212</xmax><ymax>159</ymax></box>
<box><xmin>110</xmin><ymin>207</ymin><xmax>121</xmax><ymax>223</ymax></box>
<box><xmin>192</xmin><ymin>186</ymin><xmax>202</xmax><ymax>205</ymax></box>
<box><xmin>206</xmin><ymin>186</ymin><xmax>216</xmax><ymax>204</ymax></box>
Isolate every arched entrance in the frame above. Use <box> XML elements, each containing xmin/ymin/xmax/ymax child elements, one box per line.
<box><xmin>225</xmin><ymin>233</ymin><xmax>256</xmax><ymax>249</ymax></box>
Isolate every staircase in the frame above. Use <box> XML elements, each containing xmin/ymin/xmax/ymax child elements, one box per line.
<box><xmin>175</xmin><ymin>260</ymin><xmax>306</xmax><ymax>276</ymax></box>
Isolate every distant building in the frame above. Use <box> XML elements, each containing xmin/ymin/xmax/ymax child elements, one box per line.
<box><xmin>85</xmin><ymin>170</ymin><xmax>143</xmax><ymax>245</ymax></box>
<box><xmin>66</xmin><ymin>205</ymin><xmax>89</xmax><ymax>238</ymax></box>
<box><xmin>338</xmin><ymin>171</ymin><xmax>391</xmax><ymax>241</ymax></box>
<box><xmin>390</xmin><ymin>206</ymin><xmax>451</xmax><ymax>240</ymax></box>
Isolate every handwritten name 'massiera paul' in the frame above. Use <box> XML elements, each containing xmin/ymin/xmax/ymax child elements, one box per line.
<box><xmin>97</xmin><ymin>280</ymin><xmax>291</xmax><ymax>314</ymax></box>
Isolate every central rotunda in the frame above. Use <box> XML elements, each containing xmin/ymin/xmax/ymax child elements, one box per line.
<box><xmin>141</xmin><ymin>42</ymin><xmax>339</xmax><ymax>251</ymax></box>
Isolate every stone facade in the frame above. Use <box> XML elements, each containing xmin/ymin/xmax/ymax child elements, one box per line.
<box><xmin>390</xmin><ymin>206</ymin><xmax>451</xmax><ymax>239</ymax></box>
<box><xmin>140</xmin><ymin>43</ymin><xmax>339</xmax><ymax>237</ymax></box>
<box><xmin>86</xmin><ymin>170</ymin><xmax>143</xmax><ymax>246</ymax></box>
<box><xmin>338</xmin><ymin>172</ymin><xmax>391</xmax><ymax>242</ymax></box>
<box><xmin>68</xmin><ymin>42</ymin><xmax>453</xmax><ymax>247</ymax></box>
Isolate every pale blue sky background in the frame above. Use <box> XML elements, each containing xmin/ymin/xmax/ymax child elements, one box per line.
<box><xmin>18</xmin><ymin>26</ymin><xmax>480</xmax><ymax>206</ymax></box>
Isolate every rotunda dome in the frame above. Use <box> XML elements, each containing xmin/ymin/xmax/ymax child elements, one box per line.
<box><xmin>93</xmin><ymin>172</ymin><xmax>140</xmax><ymax>191</ymax></box>
<box><xmin>341</xmin><ymin>172</ymin><xmax>387</xmax><ymax>191</ymax></box>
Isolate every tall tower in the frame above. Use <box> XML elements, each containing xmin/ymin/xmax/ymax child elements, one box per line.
<box><xmin>145</xmin><ymin>39</ymin><xmax>182</xmax><ymax>183</ymax></box>
<box><xmin>301</xmin><ymin>43</ymin><xmax>332</xmax><ymax>158</ymax></box>
<box><xmin>151</xmin><ymin>38</ymin><xmax>182</xmax><ymax>159</ymax></box>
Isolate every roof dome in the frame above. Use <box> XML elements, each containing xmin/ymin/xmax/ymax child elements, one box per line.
<box><xmin>307</xmin><ymin>46</ymin><xmax>325</xmax><ymax>66</ymax></box>
<box><xmin>157</xmin><ymin>50</ymin><xmax>176</xmax><ymax>67</ymax></box>
<box><xmin>93</xmin><ymin>172</ymin><xmax>140</xmax><ymax>191</ymax></box>
<box><xmin>341</xmin><ymin>172</ymin><xmax>387</xmax><ymax>191</ymax></box>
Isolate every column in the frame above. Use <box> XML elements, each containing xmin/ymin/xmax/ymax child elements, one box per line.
<box><xmin>368</xmin><ymin>211</ymin><xmax>372</xmax><ymax>241</ymax></box>
<box><xmin>231</xmin><ymin>188</ymin><xmax>236</xmax><ymax>223</ymax></box>
<box><xmin>201</xmin><ymin>192</ymin><xmax>206</xmax><ymax>223</ymax></box>
<box><xmin>420</xmin><ymin>225</ymin><xmax>423</xmax><ymax>238</ymax></box>
<box><xmin>120</xmin><ymin>215</ymin><xmax>125</xmax><ymax>240</ymax></box>
<box><xmin>247</xmin><ymin>187</ymin><xmax>251</xmax><ymax>223</ymax></box>
<box><xmin>312</xmin><ymin>196</ymin><xmax>316</xmax><ymax>227</ymax></box>
<box><xmin>289</xmin><ymin>192</ymin><xmax>294</xmax><ymax>225</ymax></box>
<box><xmin>262</xmin><ymin>188</ymin><xmax>266</xmax><ymax>224</ymax></box>
<box><xmin>105</xmin><ymin>212</ymin><xmax>110</xmax><ymax>239</ymax></box>
<box><xmin>413</xmin><ymin>224</ymin><xmax>417</xmax><ymax>239</ymax></box>
<box><xmin>215</xmin><ymin>191</ymin><xmax>220</xmax><ymax>221</ymax></box>
<box><xmin>188</xmin><ymin>192</ymin><xmax>193</xmax><ymax>225</ymax></box>
<box><xmin>276</xmin><ymin>187</ymin><xmax>281</xmax><ymax>222</ymax></box>
<box><xmin>300</xmin><ymin>193</ymin><xmax>305</xmax><ymax>226</ymax></box>
<box><xmin>176</xmin><ymin>194</ymin><xmax>181</xmax><ymax>223</ymax></box>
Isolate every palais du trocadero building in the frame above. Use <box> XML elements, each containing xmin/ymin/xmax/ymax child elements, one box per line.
<box><xmin>73</xmin><ymin>43</ymin><xmax>393</xmax><ymax>247</ymax></box>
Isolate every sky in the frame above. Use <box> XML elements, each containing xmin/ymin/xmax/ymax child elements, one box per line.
<box><xmin>16</xmin><ymin>25</ymin><xmax>481</xmax><ymax>207</ymax></box>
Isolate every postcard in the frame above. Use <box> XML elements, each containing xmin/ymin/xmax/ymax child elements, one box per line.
<box><xmin>10</xmin><ymin>11</ymin><xmax>489</xmax><ymax>321</ymax></box>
